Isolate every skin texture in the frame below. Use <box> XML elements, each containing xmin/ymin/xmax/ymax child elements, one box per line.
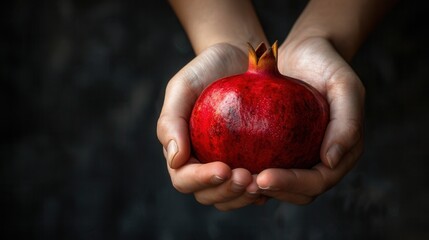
<box><xmin>189</xmin><ymin>43</ymin><xmax>329</xmax><ymax>174</ymax></box>
<box><xmin>158</xmin><ymin>0</ymin><xmax>397</xmax><ymax>211</ymax></box>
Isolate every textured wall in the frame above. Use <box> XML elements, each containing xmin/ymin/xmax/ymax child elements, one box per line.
<box><xmin>2</xmin><ymin>0</ymin><xmax>429</xmax><ymax>239</ymax></box>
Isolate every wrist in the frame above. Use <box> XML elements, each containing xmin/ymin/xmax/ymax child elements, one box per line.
<box><xmin>187</xmin><ymin>29</ymin><xmax>268</xmax><ymax>56</ymax></box>
<box><xmin>169</xmin><ymin>0</ymin><xmax>268</xmax><ymax>55</ymax></box>
<box><xmin>284</xmin><ymin>0</ymin><xmax>396</xmax><ymax>61</ymax></box>
<box><xmin>284</xmin><ymin>14</ymin><xmax>360</xmax><ymax>62</ymax></box>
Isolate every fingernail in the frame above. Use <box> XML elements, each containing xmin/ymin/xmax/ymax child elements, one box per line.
<box><xmin>258</xmin><ymin>185</ymin><xmax>270</xmax><ymax>190</ymax></box>
<box><xmin>247</xmin><ymin>190</ymin><xmax>260</xmax><ymax>195</ymax></box>
<box><xmin>258</xmin><ymin>185</ymin><xmax>279</xmax><ymax>191</ymax></box>
<box><xmin>211</xmin><ymin>175</ymin><xmax>225</xmax><ymax>185</ymax></box>
<box><xmin>327</xmin><ymin>144</ymin><xmax>343</xmax><ymax>169</ymax></box>
<box><xmin>231</xmin><ymin>182</ymin><xmax>245</xmax><ymax>193</ymax></box>
<box><xmin>246</xmin><ymin>192</ymin><xmax>261</xmax><ymax>200</ymax></box>
<box><xmin>167</xmin><ymin>140</ymin><xmax>178</xmax><ymax>168</ymax></box>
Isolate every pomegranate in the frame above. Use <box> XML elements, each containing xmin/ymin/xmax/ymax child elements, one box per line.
<box><xmin>189</xmin><ymin>42</ymin><xmax>329</xmax><ymax>174</ymax></box>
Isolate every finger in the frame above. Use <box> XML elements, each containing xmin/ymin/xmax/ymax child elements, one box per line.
<box><xmin>321</xmin><ymin>67</ymin><xmax>365</xmax><ymax>169</ymax></box>
<box><xmin>157</xmin><ymin>44</ymin><xmax>247</xmax><ymax>169</ymax></box>
<box><xmin>157</xmin><ymin>62</ymin><xmax>205</xmax><ymax>169</ymax></box>
<box><xmin>213</xmin><ymin>192</ymin><xmax>261</xmax><ymax>211</ymax></box>
<box><xmin>246</xmin><ymin>174</ymin><xmax>260</xmax><ymax>194</ymax></box>
<box><xmin>157</xmin><ymin>114</ymin><xmax>192</xmax><ymax>169</ymax></box>
<box><xmin>168</xmin><ymin>160</ymin><xmax>232</xmax><ymax>194</ymax></box>
<box><xmin>257</xmin><ymin>168</ymin><xmax>320</xmax><ymax>197</ymax></box>
<box><xmin>194</xmin><ymin>168</ymin><xmax>253</xmax><ymax>205</ymax></box>
<box><xmin>213</xmin><ymin>175</ymin><xmax>262</xmax><ymax>211</ymax></box>
<box><xmin>257</xmin><ymin>139</ymin><xmax>363</xmax><ymax>197</ymax></box>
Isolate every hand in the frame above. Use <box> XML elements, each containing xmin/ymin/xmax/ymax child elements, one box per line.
<box><xmin>157</xmin><ymin>43</ymin><xmax>266</xmax><ymax>211</ymax></box>
<box><xmin>256</xmin><ymin>37</ymin><xmax>365</xmax><ymax>204</ymax></box>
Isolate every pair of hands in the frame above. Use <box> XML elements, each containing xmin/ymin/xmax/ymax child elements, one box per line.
<box><xmin>157</xmin><ymin>37</ymin><xmax>365</xmax><ymax>211</ymax></box>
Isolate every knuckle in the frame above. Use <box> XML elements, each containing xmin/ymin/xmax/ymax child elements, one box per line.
<box><xmin>180</xmin><ymin>68</ymin><xmax>205</xmax><ymax>95</ymax></box>
<box><xmin>156</xmin><ymin>115</ymin><xmax>169</xmax><ymax>142</ymax></box>
<box><xmin>347</xmin><ymin>120</ymin><xmax>363</xmax><ymax>145</ymax></box>
<box><xmin>354</xmin><ymin>78</ymin><xmax>366</xmax><ymax>98</ymax></box>
<box><xmin>194</xmin><ymin>195</ymin><xmax>212</xmax><ymax>206</ymax></box>
<box><xmin>312</xmin><ymin>171</ymin><xmax>335</xmax><ymax>196</ymax></box>
<box><xmin>320</xmin><ymin>180</ymin><xmax>334</xmax><ymax>195</ymax></box>
<box><xmin>172</xmin><ymin>183</ymin><xmax>186</xmax><ymax>194</ymax></box>
<box><xmin>215</xmin><ymin>204</ymin><xmax>232</xmax><ymax>212</ymax></box>
<box><xmin>312</xmin><ymin>183</ymin><xmax>328</xmax><ymax>197</ymax></box>
<box><xmin>171</xmin><ymin>178</ymin><xmax>190</xmax><ymax>194</ymax></box>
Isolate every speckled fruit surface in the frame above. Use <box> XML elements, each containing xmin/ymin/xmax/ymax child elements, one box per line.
<box><xmin>189</xmin><ymin>42</ymin><xmax>329</xmax><ymax>174</ymax></box>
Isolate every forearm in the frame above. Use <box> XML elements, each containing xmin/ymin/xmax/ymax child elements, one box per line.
<box><xmin>286</xmin><ymin>0</ymin><xmax>397</xmax><ymax>61</ymax></box>
<box><xmin>168</xmin><ymin>0</ymin><xmax>268</xmax><ymax>54</ymax></box>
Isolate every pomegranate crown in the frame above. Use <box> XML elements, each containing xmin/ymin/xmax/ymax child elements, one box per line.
<box><xmin>247</xmin><ymin>41</ymin><xmax>278</xmax><ymax>73</ymax></box>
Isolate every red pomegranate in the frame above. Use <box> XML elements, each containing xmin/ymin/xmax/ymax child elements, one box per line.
<box><xmin>189</xmin><ymin>42</ymin><xmax>329</xmax><ymax>174</ymax></box>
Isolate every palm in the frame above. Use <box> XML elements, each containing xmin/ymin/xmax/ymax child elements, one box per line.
<box><xmin>278</xmin><ymin>37</ymin><xmax>347</xmax><ymax>95</ymax></box>
<box><xmin>158</xmin><ymin>43</ymin><xmax>263</xmax><ymax>211</ymax></box>
<box><xmin>178</xmin><ymin>43</ymin><xmax>247</xmax><ymax>107</ymax></box>
<box><xmin>253</xmin><ymin>37</ymin><xmax>366</xmax><ymax>204</ymax></box>
<box><xmin>159</xmin><ymin>38</ymin><xmax>366</xmax><ymax>208</ymax></box>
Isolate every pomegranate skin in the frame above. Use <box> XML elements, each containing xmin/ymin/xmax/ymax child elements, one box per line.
<box><xmin>189</xmin><ymin>42</ymin><xmax>329</xmax><ymax>174</ymax></box>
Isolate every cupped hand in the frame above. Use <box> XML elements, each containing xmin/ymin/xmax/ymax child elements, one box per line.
<box><xmin>157</xmin><ymin>43</ymin><xmax>265</xmax><ymax>211</ymax></box>
<box><xmin>256</xmin><ymin>37</ymin><xmax>366</xmax><ymax>204</ymax></box>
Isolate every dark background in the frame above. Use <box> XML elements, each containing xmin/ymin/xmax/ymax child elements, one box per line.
<box><xmin>2</xmin><ymin>0</ymin><xmax>429</xmax><ymax>239</ymax></box>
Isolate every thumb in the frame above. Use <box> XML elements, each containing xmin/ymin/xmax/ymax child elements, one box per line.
<box><xmin>320</xmin><ymin>70</ymin><xmax>365</xmax><ymax>169</ymax></box>
<box><xmin>157</xmin><ymin>77</ymin><xmax>195</xmax><ymax>169</ymax></box>
<box><xmin>157</xmin><ymin>115</ymin><xmax>191</xmax><ymax>170</ymax></box>
<box><xmin>157</xmin><ymin>44</ymin><xmax>248</xmax><ymax>169</ymax></box>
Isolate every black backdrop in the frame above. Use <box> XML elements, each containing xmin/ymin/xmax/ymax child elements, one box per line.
<box><xmin>2</xmin><ymin>0</ymin><xmax>429</xmax><ymax>239</ymax></box>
